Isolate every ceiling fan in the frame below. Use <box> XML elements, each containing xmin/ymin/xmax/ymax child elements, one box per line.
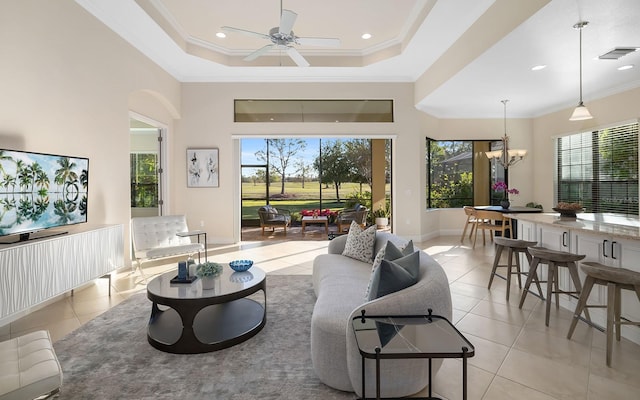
<box><xmin>221</xmin><ymin>2</ymin><xmax>340</xmax><ymax>67</ymax></box>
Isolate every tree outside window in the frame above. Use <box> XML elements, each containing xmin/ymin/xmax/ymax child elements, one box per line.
<box><xmin>427</xmin><ymin>140</ymin><xmax>473</xmax><ymax>208</ymax></box>
<box><xmin>130</xmin><ymin>153</ymin><xmax>158</xmax><ymax>208</ymax></box>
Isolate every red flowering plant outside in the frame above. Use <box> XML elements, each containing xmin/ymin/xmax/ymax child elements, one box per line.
<box><xmin>491</xmin><ymin>181</ymin><xmax>519</xmax><ymax>200</ymax></box>
<box><xmin>301</xmin><ymin>209</ymin><xmax>337</xmax><ymax>223</ymax></box>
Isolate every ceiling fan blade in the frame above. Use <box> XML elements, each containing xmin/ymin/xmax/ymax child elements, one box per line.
<box><xmin>222</xmin><ymin>26</ymin><xmax>270</xmax><ymax>40</ymax></box>
<box><xmin>286</xmin><ymin>47</ymin><xmax>310</xmax><ymax>67</ymax></box>
<box><xmin>244</xmin><ymin>44</ymin><xmax>275</xmax><ymax>61</ymax></box>
<box><xmin>296</xmin><ymin>37</ymin><xmax>341</xmax><ymax>47</ymax></box>
<box><xmin>279</xmin><ymin>9</ymin><xmax>297</xmax><ymax>35</ymax></box>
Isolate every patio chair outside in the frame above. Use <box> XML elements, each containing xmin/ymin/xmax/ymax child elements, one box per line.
<box><xmin>258</xmin><ymin>205</ymin><xmax>291</xmax><ymax>236</ymax></box>
<box><xmin>336</xmin><ymin>204</ymin><xmax>368</xmax><ymax>233</ymax></box>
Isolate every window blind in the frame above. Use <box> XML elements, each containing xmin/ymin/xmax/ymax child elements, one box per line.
<box><xmin>557</xmin><ymin>122</ymin><xmax>639</xmax><ymax>215</ymax></box>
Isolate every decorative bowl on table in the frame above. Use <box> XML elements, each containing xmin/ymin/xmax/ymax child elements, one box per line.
<box><xmin>229</xmin><ymin>259</ymin><xmax>253</xmax><ymax>272</ymax></box>
<box><xmin>553</xmin><ymin>202</ymin><xmax>584</xmax><ymax>218</ymax></box>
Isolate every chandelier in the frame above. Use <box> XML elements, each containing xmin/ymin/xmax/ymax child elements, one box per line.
<box><xmin>485</xmin><ymin>100</ymin><xmax>527</xmax><ymax>169</ymax></box>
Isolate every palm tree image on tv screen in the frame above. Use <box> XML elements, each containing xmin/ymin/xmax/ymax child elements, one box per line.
<box><xmin>0</xmin><ymin>149</ymin><xmax>89</xmax><ymax>239</ymax></box>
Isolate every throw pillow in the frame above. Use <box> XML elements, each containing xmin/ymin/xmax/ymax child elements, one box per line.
<box><xmin>365</xmin><ymin>246</ymin><xmax>387</xmax><ymax>297</ymax></box>
<box><xmin>367</xmin><ymin>253</ymin><xmax>419</xmax><ymax>301</ymax></box>
<box><xmin>342</xmin><ymin>221</ymin><xmax>376</xmax><ymax>263</ymax></box>
<box><xmin>364</xmin><ymin>240</ymin><xmax>417</xmax><ymax>298</ymax></box>
<box><xmin>385</xmin><ymin>239</ymin><xmax>414</xmax><ymax>260</ymax></box>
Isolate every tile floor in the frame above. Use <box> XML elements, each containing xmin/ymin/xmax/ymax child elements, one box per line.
<box><xmin>2</xmin><ymin>235</ymin><xmax>640</xmax><ymax>399</ymax></box>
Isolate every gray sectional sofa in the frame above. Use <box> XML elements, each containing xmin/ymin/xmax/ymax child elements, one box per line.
<box><xmin>311</xmin><ymin>231</ymin><xmax>452</xmax><ymax>398</ymax></box>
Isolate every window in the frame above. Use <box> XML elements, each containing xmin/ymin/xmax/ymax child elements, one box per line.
<box><xmin>427</xmin><ymin>138</ymin><xmax>505</xmax><ymax>208</ymax></box>
<box><xmin>234</xmin><ymin>99</ymin><xmax>393</xmax><ymax>122</ymax></box>
<box><xmin>240</xmin><ymin>138</ymin><xmax>391</xmax><ymax>229</ymax></box>
<box><xmin>130</xmin><ymin>153</ymin><xmax>158</xmax><ymax>208</ymax></box>
<box><xmin>427</xmin><ymin>140</ymin><xmax>473</xmax><ymax>208</ymax></box>
<box><xmin>556</xmin><ymin>122</ymin><xmax>639</xmax><ymax>215</ymax></box>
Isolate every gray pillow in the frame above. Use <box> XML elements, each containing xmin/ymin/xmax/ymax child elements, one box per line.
<box><xmin>365</xmin><ymin>240</ymin><xmax>415</xmax><ymax>298</ymax></box>
<box><xmin>342</xmin><ymin>221</ymin><xmax>376</xmax><ymax>263</ymax></box>
<box><xmin>367</xmin><ymin>251</ymin><xmax>419</xmax><ymax>301</ymax></box>
<box><xmin>385</xmin><ymin>240</ymin><xmax>414</xmax><ymax>260</ymax></box>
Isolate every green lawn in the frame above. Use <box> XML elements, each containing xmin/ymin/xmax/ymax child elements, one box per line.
<box><xmin>241</xmin><ymin>180</ymin><xmax>389</xmax><ymax>222</ymax></box>
<box><xmin>241</xmin><ymin>181</ymin><xmax>368</xmax><ymax>200</ymax></box>
<box><xmin>242</xmin><ymin>199</ymin><xmax>345</xmax><ymax>221</ymax></box>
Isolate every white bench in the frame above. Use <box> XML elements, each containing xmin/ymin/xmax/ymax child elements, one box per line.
<box><xmin>0</xmin><ymin>330</ymin><xmax>63</xmax><ymax>400</ymax></box>
<box><xmin>131</xmin><ymin>215</ymin><xmax>206</xmax><ymax>274</ymax></box>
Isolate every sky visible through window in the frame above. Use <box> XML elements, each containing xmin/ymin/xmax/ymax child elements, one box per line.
<box><xmin>241</xmin><ymin>138</ymin><xmax>339</xmax><ymax>178</ymax></box>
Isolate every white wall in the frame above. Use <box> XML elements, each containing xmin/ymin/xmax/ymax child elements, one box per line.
<box><xmin>0</xmin><ymin>0</ymin><xmax>180</xmax><ymax>265</ymax></box>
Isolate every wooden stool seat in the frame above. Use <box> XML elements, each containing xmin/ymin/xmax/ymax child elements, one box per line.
<box><xmin>567</xmin><ymin>262</ymin><xmax>640</xmax><ymax>366</ymax></box>
<box><xmin>519</xmin><ymin>246</ymin><xmax>589</xmax><ymax>326</ymax></box>
<box><xmin>489</xmin><ymin>238</ymin><xmax>539</xmax><ymax>301</ymax></box>
<box><xmin>580</xmin><ymin>263</ymin><xmax>640</xmax><ymax>286</ymax></box>
<box><xmin>527</xmin><ymin>246</ymin><xmax>586</xmax><ymax>263</ymax></box>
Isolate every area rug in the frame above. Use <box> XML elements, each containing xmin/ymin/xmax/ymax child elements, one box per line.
<box><xmin>54</xmin><ymin>275</ymin><xmax>355</xmax><ymax>399</ymax></box>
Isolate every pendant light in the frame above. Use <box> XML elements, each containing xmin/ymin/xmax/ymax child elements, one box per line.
<box><xmin>569</xmin><ymin>21</ymin><xmax>593</xmax><ymax>121</ymax></box>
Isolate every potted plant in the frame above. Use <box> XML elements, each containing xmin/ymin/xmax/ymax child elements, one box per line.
<box><xmin>372</xmin><ymin>207</ymin><xmax>390</xmax><ymax>228</ymax></box>
<box><xmin>195</xmin><ymin>261</ymin><xmax>223</xmax><ymax>289</ymax></box>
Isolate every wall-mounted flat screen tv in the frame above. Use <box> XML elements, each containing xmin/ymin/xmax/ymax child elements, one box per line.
<box><xmin>0</xmin><ymin>149</ymin><xmax>89</xmax><ymax>242</ymax></box>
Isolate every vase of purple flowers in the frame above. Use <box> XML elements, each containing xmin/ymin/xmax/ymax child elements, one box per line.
<box><xmin>492</xmin><ymin>181</ymin><xmax>519</xmax><ymax>209</ymax></box>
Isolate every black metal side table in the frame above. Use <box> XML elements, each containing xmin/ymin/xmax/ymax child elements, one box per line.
<box><xmin>352</xmin><ymin>309</ymin><xmax>475</xmax><ymax>400</ymax></box>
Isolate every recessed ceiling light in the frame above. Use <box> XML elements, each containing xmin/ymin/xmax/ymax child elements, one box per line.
<box><xmin>361</xmin><ymin>33</ymin><xmax>372</xmax><ymax>40</ymax></box>
<box><xmin>216</xmin><ymin>32</ymin><xmax>226</xmax><ymax>38</ymax></box>
<box><xmin>531</xmin><ymin>65</ymin><xmax>547</xmax><ymax>71</ymax></box>
<box><xmin>618</xmin><ymin>64</ymin><xmax>634</xmax><ymax>71</ymax></box>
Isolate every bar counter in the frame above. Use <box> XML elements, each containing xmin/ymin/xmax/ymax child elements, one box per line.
<box><xmin>507</xmin><ymin>212</ymin><xmax>640</xmax><ymax>241</ymax></box>
<box><xmin>504</xmin><ymin>211</ymin><xmax>640</xmax><ymax>346</ymax></box>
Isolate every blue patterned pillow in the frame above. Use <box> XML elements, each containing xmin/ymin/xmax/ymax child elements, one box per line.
<box><xmin>342</xmin><ymin>221</ymin><xmax>376</xmax><ymax>263</ymax></box>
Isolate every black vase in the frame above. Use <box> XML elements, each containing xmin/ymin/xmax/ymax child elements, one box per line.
<box><xmin>500</xmin><ymin>200</ymin><xmax>511</xmax><ymax>209</ymax></box>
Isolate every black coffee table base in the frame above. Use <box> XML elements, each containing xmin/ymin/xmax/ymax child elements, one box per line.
<box><xmin>148</xmin><ymin>298</ymin><xmax>266</xmax><ymax>354</ymax></box>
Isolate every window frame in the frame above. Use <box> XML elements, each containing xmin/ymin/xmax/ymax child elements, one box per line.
<box><xmin>555</xmin><ymin>121</ymin><xmax>639</xmax><ymax>215</ymax></box>
<box><xmin>426</xmin><ymin>138</ymin><xmax>505</xmax><ymax>209</ymax></box>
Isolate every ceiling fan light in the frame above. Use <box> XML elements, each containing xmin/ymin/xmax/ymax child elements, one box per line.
<box><xmin>569</xmin><ymin>102</ymin><xmax>593</xmax><ymax>121</ymax></box>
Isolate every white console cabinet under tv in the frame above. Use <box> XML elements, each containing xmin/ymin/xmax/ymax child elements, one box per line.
<box><xmin>0</xmin><ymin>224</ymin><xmax>123</xmax><ymax>325</ymax></box>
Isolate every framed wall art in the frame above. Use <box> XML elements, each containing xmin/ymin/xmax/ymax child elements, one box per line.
<box><xmin>187</xmin><ymin>148</ymin><xmax>219</xmax><ymax>187</ymax></box>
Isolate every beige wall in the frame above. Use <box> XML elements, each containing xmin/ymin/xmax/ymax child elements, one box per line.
<box><xmin>420</xmin><ymin>90</ymin><xmax>640</xmax><ymax>239</ymax></box>
<box><xmin>2</xmin><ymin>1</ymin><xmax>639</xmax><ymax>257</ymax></box>
<box><xmin>176</xmin><ymin>82</ymin><xmax>426</xmax><ymax>242</ymax></box>
<box><xmin>532</xmin><ymin>88</ymin><xmax>640</xmax><ymax>211</ymax></box>
<box><xmin>1</xmin><ymin>1</ymin><xmax>180</xmax><ymax>264</ymax></box>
